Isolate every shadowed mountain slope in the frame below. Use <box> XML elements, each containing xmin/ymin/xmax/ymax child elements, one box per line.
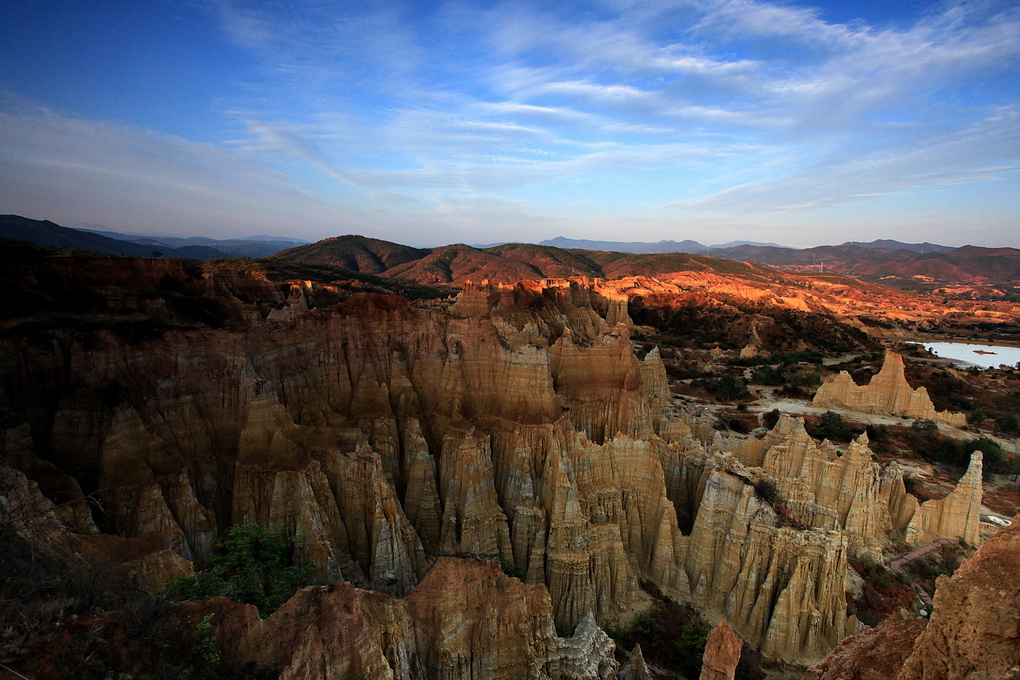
<box><xmin>272</xmin><ymin>234</ymin><xmax>431</xmax><ymax>274</ymax></box>
<box><xmin>0</xmin><ymin>215</ymin><xmax>230</xmax><ymax>259</ymax></box>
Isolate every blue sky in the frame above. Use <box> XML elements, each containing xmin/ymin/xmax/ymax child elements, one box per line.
<box><xmin>1</xmin><ymin>0</ymin><xmax>1018</xmax><ymax>247</ymax></box>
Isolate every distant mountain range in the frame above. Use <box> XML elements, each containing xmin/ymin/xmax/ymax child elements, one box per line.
<box><xmin>0</xmin><ymin>216</ymin><xmax>306</xmax><ymax>259</ymax></box>
<box><xmin>537</xmin><ymin>235</ymin><xmax>955</xmax><ymax>257</ymax></box>
<box><xmin>536</xmin><ymin>236</ymin><xmax>787</xmax><ymax>253</ymax></box>
<box><xmin>270</xmin><ymin>235</ymin><xmax>1020</xmax><ymax>299</ymax></box>
<box><xmin>3</xmin><ymin>215</ymin><xmax>1018</xmax><ymax>298</ymax></box>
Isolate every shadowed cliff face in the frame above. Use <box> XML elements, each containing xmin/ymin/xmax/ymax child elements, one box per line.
<box><xmin>1</xmin><ymin>280</ymin><xmax>667</xmax><ymax>613</ymax></box>
<box><xmin>3</xmin><ymin>269</ymin><xmax>983</xmax><ymax>670</ymax></box>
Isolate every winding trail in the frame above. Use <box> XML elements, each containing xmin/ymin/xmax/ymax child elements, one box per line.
<box><xmin>888</xmin><ymin>538</ymin><xmax>955</xmax><ymax>606</ymax></box>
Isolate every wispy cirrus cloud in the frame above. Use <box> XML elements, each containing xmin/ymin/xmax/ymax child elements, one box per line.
<box><xmin>2</xmin><ymin>0</ymin><xmax>1018</xmax><ymax>245</ymax></box>
<box><xmin>0</xmin><ymin>98</ymin><xmax>368</xmax><ymax>238</ymax></box>
<box><xmin>666</xmin><ymin>106</ymin><xmax>1020</xmax><ymax>213</ymax></box>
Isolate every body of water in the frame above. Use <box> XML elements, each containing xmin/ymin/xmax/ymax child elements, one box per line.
<box><xmin>910</xmin><ymin>341</ymin><xmax>1020</xmax><ymax>369</ymax></box>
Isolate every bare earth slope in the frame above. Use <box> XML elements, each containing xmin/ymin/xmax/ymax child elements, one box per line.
<box><xmin>270</xmin><ymin>235</ymin><xmax>1020</xmax><ymax>341</ymax></box>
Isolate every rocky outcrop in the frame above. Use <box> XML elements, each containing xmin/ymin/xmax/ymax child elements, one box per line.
<box><xmin>760</xmin><ymin>424</ymin><xmax>892</xmax><ymax>559</ymax></box>
<box><xmin>193</xmin><ymin>556</ymin><xmax>621</xmax><ymax>680</ymax></box>
<box><xmin>897</xmin><ymin>511</ymin><xmax>1020</xmax><ymax>679</ymax></box>
<box><xmin>699</xmin><ymin>415</ymin><xmax>919</xmax><ymax>558</ymax></box>
<box><xmin>812</xmin><ymin>350</ymin><xmax>966</xmax><ymax>427</ymax></box>
<box><xmin>683</xmin><ymin>469</ymin><xmax>859</xmax><ymax>666</ymax></box>
<box><xmin>0</xmin><ymin>462</ymin><xmax>193</xmax><ymax>592</ymax></box>
<box><xmin>618</xmin><ymin>645</ymin><xmax>652</xmax><ymax>680</ymax></box>
<box><xmin>807</xmin><ymin>511</ymin><xmax>1020</xmax><ymax>680</ymax></box>
<box><xmin>905</xmin><ymin>451</ymin><xmax>983</xmax><ymax>546</ymax></box>
<box><xmin>700</xmin><ymin>621</ymin><xmax>742</xmax><ymax>680</ymax></box>
<box><xmin>0</xmin><ymin>276</ymin><xmax>894</xmax><ymax>667</ymax></box>
<box><xmin>714</xmin><ymin>413</ymin><xmax>976</xmax><ymax>553</ymax></box>
<box><xmin>804</xmin><ymin>616</ymin><xmax>928</xmax><ymax>680</ymax></box>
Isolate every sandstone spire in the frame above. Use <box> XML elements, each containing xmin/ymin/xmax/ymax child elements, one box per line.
<box><xmin>905</xmin><ymin>450</ymin><xmax>983</xmax><ymax>546</ymax></box>
<box><xmin>812</xmin><ymin>350</ymin><xmax>966</xmax><ymax>427</ymax></box>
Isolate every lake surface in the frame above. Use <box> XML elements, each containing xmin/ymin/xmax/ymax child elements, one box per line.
<box><xmin>910</xmin><ymin>341</ymin><xmax>1020</xmax><ymax>369</ymax></box>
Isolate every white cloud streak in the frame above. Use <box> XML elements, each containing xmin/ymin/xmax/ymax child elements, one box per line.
<box><xmin>0</xmin><ymin>102</ymin><xmax>368</xmax><ymax>238</ymax></box>
<box><xmin>666</xmin><ymin>107</ymin><xmax>1020</xmax><ymax>213</ymax></box>
<box><xmin>2</xmin><ymin>0</ymin><xmax>1018</xmax><ymax>245</ymax></box>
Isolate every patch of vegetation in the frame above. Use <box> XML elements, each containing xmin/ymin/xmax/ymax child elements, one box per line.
<box><xmin>995</xmin><ymin>412</ymin><xmax>1020</xmax><ymax>435</ymax></box>
<box><xmin>0</xmin><ymin>499</ymin><xmax>246</xmax><ymax>678</ymax></box>
<box><xmin>603</xmin><ymin>604</ymin><xmax>714</xmax><ymax>679</ymax></box>
<box><xmin>635</xmin><ymin>342</ymin><xmax>655</xmax><ymax>360</ymax></box>
<box><xmin>481</xmin><ymin>552</ymin><xmax>524</xmax><ymax>579</ymax></box>
<box><xmin>628</xmin><ymin>294</ymin><xmax>874</xmax><ymax>356</ymax></box>
<box><xmin>751</xmin><ymin>364</ymin><xmax>786</xmax><ymax>386</ymax></box>
<box><xmin>733</xmin><ymin>349</ymin><xmax>824</xmax><ymax>368</ymax></box>
<box><xmin>898</xmin><ymin>543</ymin><xmax>972</xmax><ymax>604</ymax></box>
<box><xmin>903</xmin><ymin>362</ymin><xmax>977</xmax><ymax>415</ymax></box>
<box><xmin>849</xmin><ymin>559</ymin><xmax>917</xmax><ymax>627</ymax></box>
<box><xmin>866</xmin><ymin>423</ymin><xmax>889</xmax><ymax>441</ymax></box>
<box><xmin>903</xmin><ymin>430</ymin><xmax>1004</xmax><ymax>479</ymax></box>
<box><xmin>748</xmin><ymin>477</ymin><xmax>810</xmax><ymax>530</ymax></box>
<box><xmin>161</xmin><ymin>523</ymin><xmax>315</xmax><ymax>618</ymax></box>
<box><xmin>193</xmin><ymin>613</ymin><xmax>221</xmax><ymax>664</ymax></box>
<box><xmin>807</xmin><ymin>411</ymin><xmax>863</xmax><ymax>443</ymax></box>
<box><xmin>727</xmin><ymin>416</ymin><xmax>751</xmax><ymax>433</ymax></box>
<box><xmin>751</xmin><ymin>478</ymin><xmax>780</xmax><ymax>504</ymax></box>
<box><xmin>791</xmin><ymin>371</ymin><xmax>822</xmax><ymax>388</ymax></box>
<box><xmin>698</xmin><ymin>374</ymin><xmax>750</xmax><ymax>401</ymax></box>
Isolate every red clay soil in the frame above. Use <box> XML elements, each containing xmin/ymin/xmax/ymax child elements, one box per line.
<box><xmin>985</xmin><ymin>486</ymin><xmax>1020</xmax><ymax>516</ymax></box>
<box><xmin>804</xmin><ymin>616</ymin><xmax>928</xmax><ymax>680</ymax></box>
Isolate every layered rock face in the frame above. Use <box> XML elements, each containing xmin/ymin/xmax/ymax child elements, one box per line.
<box><xmin>682</xmin><ymin>468</ymin><xmax>858</xmax><ymax>666</ymax></box>
<box><xmin>708</xmin><ymin>414</ymin><xmax>979</xmax><ymax>552</ymax></box>
<box><xmin>757</xmin><ymin>423</ymin><xmax>895</xmax><ymax>559</ymax></box>
<box><xmin>812</xmin><ymin>350</ymin><xmax>966</xmax><ymax>427</ymax></box>
<box><xmin>0</xmin><ymin>281</ymin><xmax>679</xmax><ymax>631</ymax></box>
<box><xmin>193</xmin><ymin>556</ymin><xmax>620</xmax><ymax>680</ymax></box>
<box><xmin>803</xmin><ymin>617</ymin><xmax>928</xmax><ymax>680</ymax></box>
<box><xmin>807</xmin><ymin>511</ymin><xmax>1020</xmax><ymax>680</ymax></box>
<box><xmin>2</xmin><ymin>274</ymin><xmax>945</xmax><ymax>669</ymax></box>
<box><xmin>0</xmin><ymin>462</ymin><xmax>193</xmax><ymax>592</ymax></box>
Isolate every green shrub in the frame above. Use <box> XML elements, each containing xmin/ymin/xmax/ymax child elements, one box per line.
<box><xmin>161</xmin><ymin>523</ymin><xmax>313</xmax><ymax>617</ymax></box>
<box><xmin>790</xmin><ymin>371</ymin><xmax>821</xmax><ymax>388</ymax></box>
<box><xmin>727</xmin><ymin>417</ymin><xmax>750</xmax><ymax>433</ymax></box>
<box><xmin>709</xmin><ymin>374</ymin><xmax>749</xmax><ymax>401</ymax></box>
<box><xmin>752</xmin><ymin>478</ymin><xmax>780</xmax><ymax>504</ymax></box>
<box><xmin>481</xmin><ymin>552</ymin><xmax>524</xmax><ymax>580</ymax></box>
<box><xmin>193</xmin><ymin>613</ymin><xmax>220</xmax><ymax>664</ymax></box>
<box><xmin>603</xmin><ymin>603</ymin><xmax>716</xmax><ymax>679</ymax></box>
<box><xmin>866</xmin><ymin>423</ymin><xmax>889</xmax><ymax>441</ymax></box>
<box><xmin>673</xmin><ymin>622</ymin><xmax>712</xmax><ymax>678</ymax></box>
<box><xmin>809</xmin><ymin>411</ymin><xmax>860</xmax><ymax>442</ymax></box>
<box><xmin>751</xmin><ymin>365</ymin><xmax>786</xmax><ymax>386</ymax></box>
<box><xmin>995</xmin><ymin>413</ymin><xmax>1020</xmax><ymax>435</ymax></box>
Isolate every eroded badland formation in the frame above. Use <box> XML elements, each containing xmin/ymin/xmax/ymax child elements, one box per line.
<box><xmin>2</xmin><ymin>244</ymin><xmax>1019</xmax><ymax>680</ymax></box>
